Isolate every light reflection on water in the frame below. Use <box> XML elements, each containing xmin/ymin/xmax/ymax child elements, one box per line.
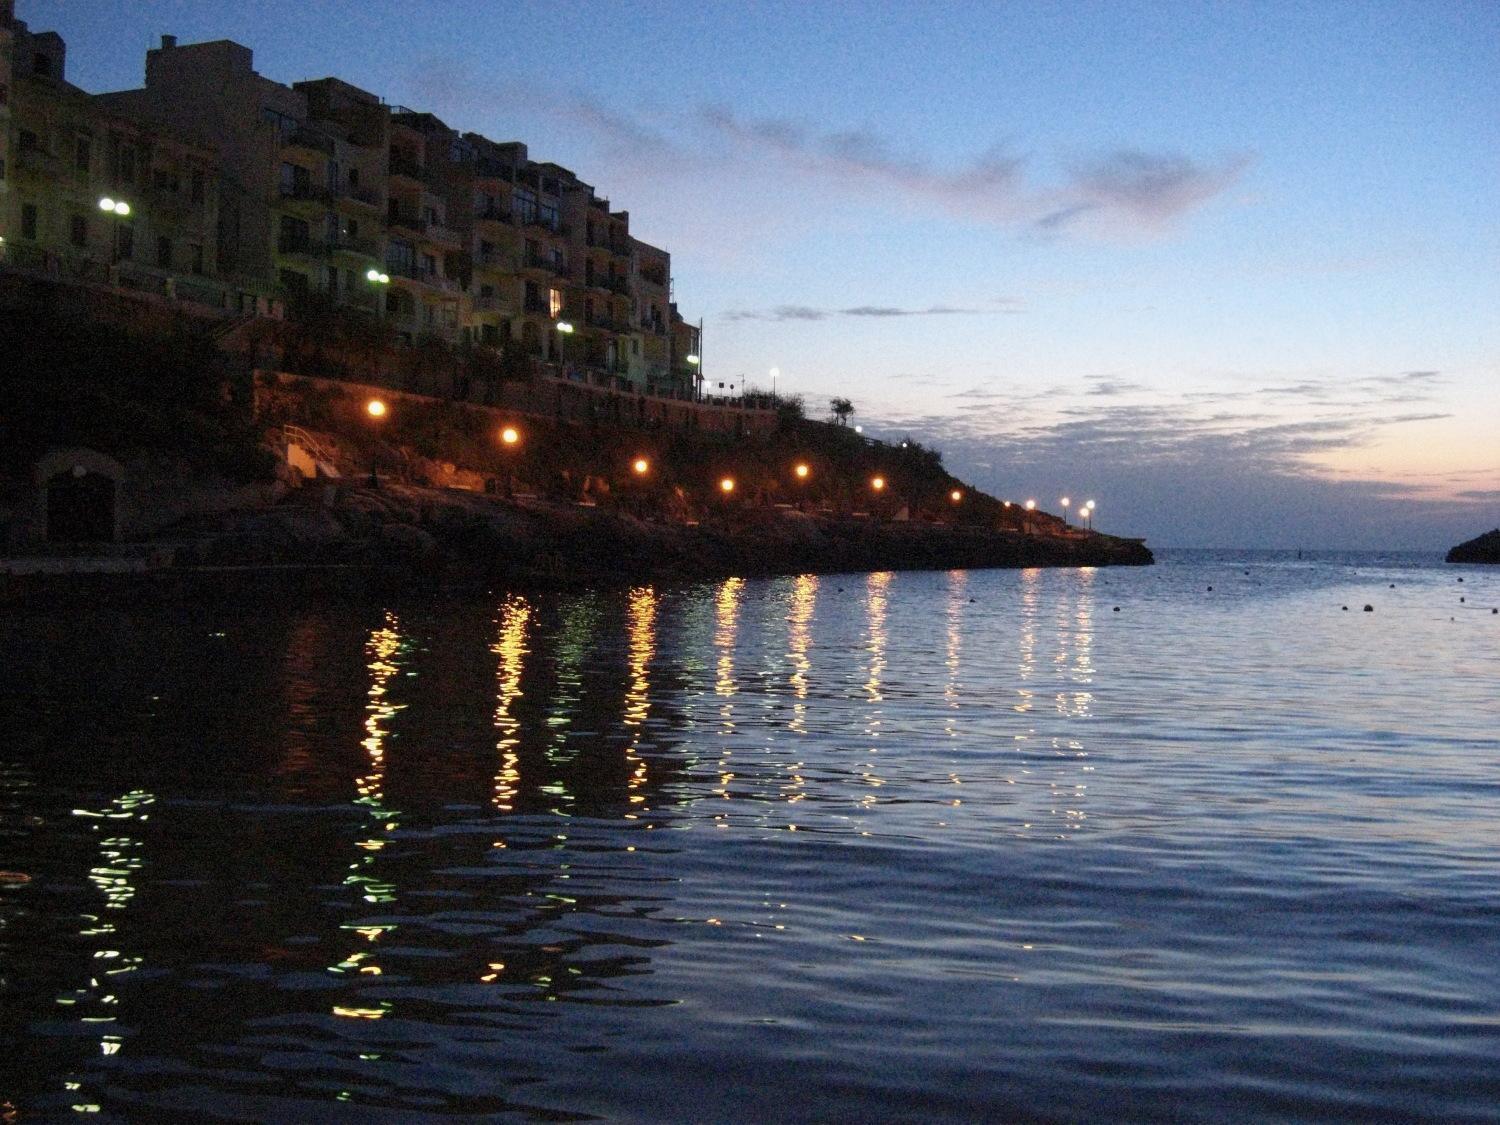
<box><xmin>0</xmin><ymin>551</ymin><xmax>1498</xmax><ymax>1120</ymax></box>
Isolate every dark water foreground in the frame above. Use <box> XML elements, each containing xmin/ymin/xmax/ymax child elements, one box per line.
<box><xmin>1</xmin><ymin>551</ymin><xmax>1497</xmax><ymax>1121</ymax></box>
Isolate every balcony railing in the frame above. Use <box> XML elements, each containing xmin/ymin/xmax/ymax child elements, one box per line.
<box><xmin>474</xmin><ymin>156</ymin><xmax>514</xmax><ymax>181</ymax></box>
<box><xmin>424</xmin><ymin>222</ymin><xmax>462</xmax><ymax>246</ymax></box>
<box><xmin>278</xmin><ymin>238</ymin><xmax>330</xmax><ymax>258</ymax></box>
<box><xmin>476</xmin><ymin>251</ymin><xmax>518</xmax><ymax>271</ymax></box>
<box><xmin>523</xmin><ymin>296</ymin><xmax>549</xmax><ymax>314</ymax></box>
<box><xmin>340</xmin><ymin>184</ymin><xmax>382</xmax><ymax>208</ymax></box>
<box><xmin>387</xmin><ymin>210</ymin><xmax>425</xmax><ymax>232</ymax></box>
<box><xmin>388</xmin><ymin>152</ymin><xmax>425</xmax><ymax>181</ymax></box>
<box><xmin>474</xmin><ymin>205</ymin><xmax>512</xmax><ymax>225</ymax></box>
<box><xmin>283</xmin><ymin>125</ymin><xmax>335</xmax><ymax>157</ymax></box>
<box><xmin>332</xmin><ymin>235</ymin><xmax>380</xmax><ymax>257</ymax></box>
<box><xmin>472</xmin><ymin>295</ymin><xmax>507</xmax><ymax>312</ymax></box>
<box><xmin>280</xmin><ymin>182</ymin><xmax>332</xmax><ymax>205</ymax></box>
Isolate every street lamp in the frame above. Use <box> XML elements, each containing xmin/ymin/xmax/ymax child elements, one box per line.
<box><xmin>770</xmin><ymin>366</ymin><xmax>779</xmax><ymax>402</ymax></box>
<box><xmin>1061</xmin><ymin>496</ymin><xmax>1071</xmax><ymax>524</ymax></box>
<box><xmin>871</xmin><ymin>476</ymin><xmax>886</xmax><ymax>492</ymax></box>
<box><xmin>950</xmin><ymin>489</ymin><xmax>962</xmax><ymax>503</ymax></box>
<box><xmin>365</xmin><ymin>399</ymin><xmax>387</xmax><ymax>488</ymax></box>
<box><xmin>633</xmin><ymin>457</ymin><xmax>650</xmax><ymax>475</ymax></box>
<box><xmin>555</xmin><ymin>320</ymin><xmax>574</xmax><ymax>371</ymax></box>
<box><xmin>1084</xmin><ymin>501</ymin><xmax>1096</xmax><ymax>530</ymax></box>
<box><xmin>99</xmin><ymin>196</ymin><xmax>131</xmax><ymax>264</ymax></box>
<box><xmin>794</xmin><ymin>462</ymin><xmax>810</xmax><ymax>480</ymax></box>
<box><xmin>500</xmin><ymin>425</ymin><xmax>520</xmax><ymax>446</ymax></box>
<box><xmin>719</xmin><ymin>476</ymin><xmax>735</xmax><ymax>494</ymax></box>
<box><xmin>366</xmin><ymin>267</ymin><xmax>390</xmax><ymax>317</ymax></box>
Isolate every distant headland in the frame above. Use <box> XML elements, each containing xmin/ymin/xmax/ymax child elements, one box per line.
<box><xmin>1446</xmin><ymin>529</ymin><xmax>1500</xmax><ymax>565</ymax></box>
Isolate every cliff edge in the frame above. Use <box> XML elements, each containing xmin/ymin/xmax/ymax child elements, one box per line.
<box><xmin>1446</xmin><ymin>529</ymin><xmax>1500</xmax><ymax>564</ymax></box>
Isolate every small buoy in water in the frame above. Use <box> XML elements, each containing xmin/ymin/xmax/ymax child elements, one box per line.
<box><xmin>1458</xmin><ymin>578</ymin><xmax>1464</xmax><ymax>582</ymax></box>
<box><xmin>1363</xmin><ymin>605</ymin><xmax>1374</xmax><ymax>612</ymax></box>
<box><xmin>1493</xmin><ymin>608</ymin><xmax>1497</xmax><ymax>615</ymax></box>
<box><xmin>1460</xmin><ymin>597</ymin><xmax>1465</xmax><ymax>603</ymax></box>
<box><xmin>1389</xmin><ymin>583</ymin><xmax>1395</xmax><ymax>588</ymax></box>
<box><xmin>1207</xmin><ymin>585</ymin><xmax>1213</xmax><ymax>591</ymax></box>
<box><xmin>1342</xmin><ymin>606</ymin><xmax>1348</xmax><ymax>611</ymax></box>
<box><xmin>969</xmin><ymin>598</ymin><xmax>975</xmax><ymax>603</ymax></box>
<box><xmin>1113</xmin><ymin>606</ymin><xmax>1120</xmax><ymax>612</ymax></box>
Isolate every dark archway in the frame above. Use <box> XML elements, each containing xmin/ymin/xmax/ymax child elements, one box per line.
<box><xmin>47</xmin><ymin>469</ymin><xmax>117</xmax><ymax>543</ymax></box>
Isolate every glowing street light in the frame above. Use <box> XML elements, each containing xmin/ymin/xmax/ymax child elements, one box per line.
<box><xmin>686</xmin><ymin>353</ymin><xmax>700</xmax><ymax>365</ymax></box>
<box><xmin>500</xmin><ymin>425</ymin><xmax>520</xmax><ymax>445</ymax></box>
<box><xmin>98</xmin><ymin>196</ymin><xmax>131</xmax><ymax>264</ymax></box>
<box><xmin>365</xmin><ymin>268</ymin><xmax>390</xmax><ymax>284</ymax></box>
<box><xmin>950</xmin><ymin>489</ymin><xmax>963</xmax><ymax>503</ymax></box>
<box><xmin>633</xmin><ymin>457</ymin><xmax>650</xmax><ymax>475</ymax></box>
<box><xmin>794</xmin><ymin>462</ymin><xmax>810</xmax><ymax>479</ymax></box>
<box><xmin>1061</xmin><ymin>496</ymin><xmax>1071</xmax><ymax>524</ymax></box>
<box><xmin>871</xmin><ymin>476</ymin><xmax>886</xmax><ymax>492</ymax></box>
<box><xmin>365</xmin><ymin>399</ymin><xmax>387</xmax><ymax>488</ymax></box>
<box><xmin>1025</xmin><ymin>499</ymin><xmax>1036</xmax><ymax>511</ymax></box>
<box><xmin>719</xmin><ymin>476</ymin><xmax>735</xmax><ymax>494</ymax></box>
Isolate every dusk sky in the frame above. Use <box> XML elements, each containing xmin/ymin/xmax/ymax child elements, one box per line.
<box><xmin>29</xmin><ymin>0</ymin><xmax>1498</xmax><ymax>548</ymax></box>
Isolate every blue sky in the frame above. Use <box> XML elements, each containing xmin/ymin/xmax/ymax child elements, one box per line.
<box><xmin>28</xmin><ymin>0</ymin><xmax>1499</xmax><ymax>547</ymax></box>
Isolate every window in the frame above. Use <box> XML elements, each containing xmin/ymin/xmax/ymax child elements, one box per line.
<box><xmin>346</xmin><ymin>218</ymin><xmax>359</xmax><ymax>240</ymax></box>
<box><xmin>71</xmin><ymin>215</ymin><xmax>88</xmax><ymax>249</ymax></box>
<box><xmin>18</xmin><ymin>129</ymin><xmax>37</xmax><ymax>152</ymax></box>
<box><xmin>190</xmin><ymin>244</ymin><xmax>204</xmax><ymax>275</ymax></box>
<box><xmin>110</xmin><ymin>137</ymin><xmax>136</xmax><ymax>183</ymax></box>
<box><xmin>480</xmin><ymin>284</ymin><xmax>495</xmax><ymax>298</ymax></box>
<box><xmin>278</xmin><ymin>214</ymin><xmax>309</xmax><ymax>253</ymax></box>
<box><xmin>549</xmin><ymin>288</ymin><xmax>562</xmax><ymax>318</ymax></box>
<box><xmin>279</xmin><ymin>162</ymin><xmax>309</xmax><ymax>197</ymax></box>
<box><xmin>539</xmin><ymin>202</ymin><xmax>558</xmax><ymax>231</ymax></box>
<box><xmin>190</xmin><ymin>170</ymin><xmax>205</xmax><ymax>203</ymax></box>
<box><xmin>117</xmin><ymin>224</ymin><xmax>133</xmax><ymax>260</ymax></box>
<box><xmin>75</xmin><ymin>137</ymin><xmax>91</xmax><ymax>173</ymax></box>
<box><xmin>278</xmin><ymin>268</ymin><xmax>308</xmax><ymax>297</ymax></box>
<box><xmin>387</xmin><ymin>239</ymin><xmax>415</xmax><ymax>276</ymax></box>
<box><xmin>479</xmin><ymin>239</ymin><xmax>494</xmax><ymax>263</ymax></box>
<box><xmin>421</xmin><ymin>253</ymin><xmax>436</xmax><ymax>277</ymax></box>
<box><xmin>157</xmin><ymin>235</ymin><xmax>172</xmax><ymax>267</ymax></box>
<box><xmin>512</xmin><ymin>187</ymin><xmax>537</xmax><ymax>225</ymax></box>
<box><xmin>348</xmin><ymin>167</ymin><xmax>360</xmax><ymax>188</ymax></box>
<box><xmin>21</xmin><ymin>204</ymin><xmax>37</xmax><ymax>240</ymax></box>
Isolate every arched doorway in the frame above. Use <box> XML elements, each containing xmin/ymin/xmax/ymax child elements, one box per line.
<box><xmin>47</xmin><ymin>468</ymin><xmax>117</xmax><ymax>543</ymax></box>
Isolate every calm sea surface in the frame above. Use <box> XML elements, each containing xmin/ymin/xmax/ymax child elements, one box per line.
<box><xmin>1</xmin><ymin>551</ymin><xmax>1497</xmax><ymax>1122</ymax></box>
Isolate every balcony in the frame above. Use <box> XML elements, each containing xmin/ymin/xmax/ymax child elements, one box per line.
<box><xmin>639</xmin><ymin>267</ymin><xmax>667</xmax><ymax>288</ymax></box>
<box><xmin>387</xmin><ymin>209</ymin><xmax>425</xmax><ymax>234</ymax></box>
<box><xmin>474</xmin><ymin>205</ymin><xmax>512</xmax><ymax>227</ymax></box>
<box><xmin>282</xmin><ymin>125</ymin><xmax>335</xmax><ymax>158</ymax></box>
<box><xmin>475</xmin><ymin>250</ymin><xmax>518</xmax><ymax>272</ymax></box>
<box><xmin>606</xmin><ymin>275</ymin><xmax>630</xmax><ymax>296</ymax></box>
<box><xmin>523</xmin><ymin>296</ymin><xmax>549</xmax><ymax>314</ymax></box>
<box><xmin>331</xmin><ymin>234</ymin><xmax>381</xmax><ymax>258</ymax></box>
<box><xmin>474</xmin><ymin>156</ymin><xmax>514</xmax><ymax>182</ymax></box>
<box><xmin>15</xmin><ymin>146</ymin><xmax>61</xmax><ymax>179</ymax></box>
<box><xmin>278</xmin><ymin>238</ymin><xmax>329</xmax><ymax>259</ymax></box>
<box><xmin>339</xmin><ymin>184</ymin><xmax>382</xmax><ymax>210</ymax></box>
<box><xmin>388</xmin><ymin>152</ymin><xmax>425</xmax><ymax>184</ymax></box>
<box><xmin>279</xmin><ymin>182</ymin><xmax>333</xmax><ymax>207</ymax></box>
<box><xmin>472</xmin><ymin>295</ymin><xmax>508</xmax><ymax>313</ymax></box>
<box><xmin>424</xmin><ymin>222</ymin><xmax>462</xmax><ymax>248</ymax></box>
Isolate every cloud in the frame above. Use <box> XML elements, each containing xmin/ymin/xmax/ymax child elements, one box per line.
<box><xmin>1062</xmin><ymin>149</ymin><xmax>1252</xmax><ymax>229</ymax></box>
<box><xmin>1457</xmin><ymin>490</ymin><xmax>1500</xmax><ymax>501</ymax></box>
<box><xmin>724</xmin><ymin>303</ymin><xmax>990</xmax><ymax>322</ymax></box>
<box><xmin>700</xmin><ymin>107</ymin><xmax>1247</xmax><ymax>235</ymax></box>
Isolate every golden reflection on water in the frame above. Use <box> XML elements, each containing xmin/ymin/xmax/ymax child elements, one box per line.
<box><xmin>787</xmin><ymin>574</ymin><xmax>817</xmax><ymax>734</ymax></box>
<box><xmin>859</xmin><ymin>572</ymin><xmax>891</xmax><ymax>806</ymax></box>
<box><xmin>491</xmin><ymin>596</ymin><xmax>531</xmax><ymax>811</ymax></box>
<box><xmin>65</xmin><ymin>788</ymin><xmax>154</xmax><ymax>1107</ymax></box>
<box><xmin>624</xmin><ymin>586</ymin><xmax>657</xmax><ymax>809</ymax></box>
<box><xmin>332</xmin><ymin>614</ymin><xmax>407</xmax><ymax>1015</ymax></box>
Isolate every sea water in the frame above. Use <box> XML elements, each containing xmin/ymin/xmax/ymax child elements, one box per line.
<box><xmin>1</xmin><ymin>551</ymin><xmax>1497</xmax><ymax>1121</ymax></box>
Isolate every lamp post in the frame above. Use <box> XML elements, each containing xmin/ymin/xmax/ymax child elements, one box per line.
<box><xmin>1061</xmin><ymin>496</ymin><xmax>1071</xmax><ymax>524</ymax></box>
<box><xmin>1024</xmin><ymin>498</ymin><xmax>1036</xmax><ymax>535</ymax></box>
<box><xmin>365</xmin><ymin>398</ymin><xmax>387</xmax><ymax>488</ymax></box>
<box><xmin>770</xmin><ymin>366</ymin><xmax>779</xmax><ymax>404</ymax></box>
<box><xmin>1084</xmin><ymin>500</ymin><xmax>1096</xmax><ymax>530</ymax></box>
<box><xmin>365</xmin><ymin>267</ymin><xmax>390</xmax><ymax>319</ymax></box>
<box><xmin>98</xmin><ymin>197</ymin><xmax>131</xmax><ymax>265</ymax></box>
<box><xmin>556</xmin><ymin>320</ymin><xmax>574</xmax><ymax>374</ymax></box>
<box><xmin>686</xmin><ymin>353</ymin><xmax>700</xmax><ymax>401</ymax></box>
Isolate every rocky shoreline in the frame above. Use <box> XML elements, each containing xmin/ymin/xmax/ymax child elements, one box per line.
<box><xmin>3</xmin><ymin>481</ymin><xmax>1151</xmax><ymax>603</ymax></box>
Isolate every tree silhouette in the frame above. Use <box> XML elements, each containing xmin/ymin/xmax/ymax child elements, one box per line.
<box><xmin>830</xmin><ymin>397</ymin><xmax>855</xmax><ymax>426</ymax></box>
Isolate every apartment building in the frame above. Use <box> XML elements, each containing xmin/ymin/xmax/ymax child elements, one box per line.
<box><xmin>1</xmin><ymin>13</ymin><xmax>702</xmax><ymax>398</ymax></box>
<box><xmin>0</xmin><ymin>7</ymin><xmax>254</xmax><ymax>313</ymax></box>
